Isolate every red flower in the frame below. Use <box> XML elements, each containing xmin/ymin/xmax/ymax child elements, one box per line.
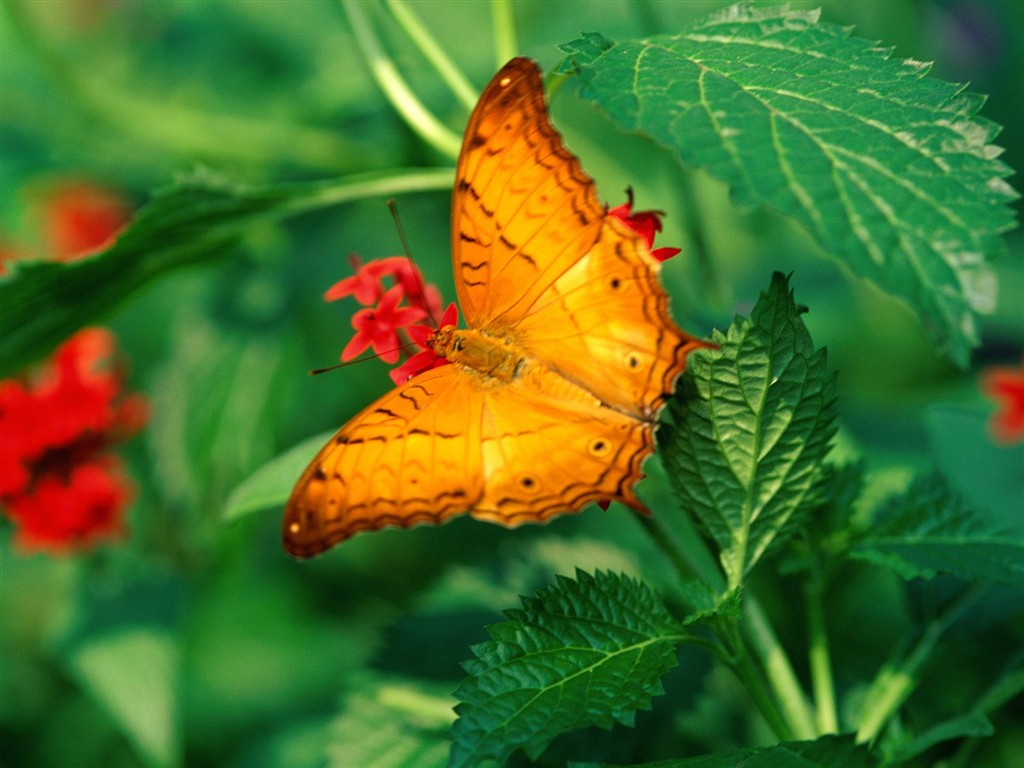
<box><xmin>609</xmin><ymin>193</ymin><xmax>681</xmax><ymax>263</ymax></box>
<box><xmin>326</xmin><ymin>255</ymin><xmax>442</xmax><ymax>320</ymax></box>
<box><xmin>0</xmin><ymin>328</ymin><xmax>148</xmax><ymax>553</ymax></box>
<box><xmin>342</xmin><ymin>285</ymin><xmax>427</xmax><ymax>364</ymax></box>
<box><xmin>390</xmin><ymin>303</ymin><xmax>459</xmax><ymax>385</ymax></box>
<box><xmin>34</xmin><ymin>180</ymin><xmax>131</xmax><ymax>261</ymax></box>
<box><xmin>982</xmin><ymin>356</ymin><xmax>1024</xmax><ymax>444</ymax></box>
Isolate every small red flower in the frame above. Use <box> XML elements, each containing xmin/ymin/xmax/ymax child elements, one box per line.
<box><xmin>326</xmin><ymin>256</ymin><xmax>442</xmax><ymax>321</ymax></box>
<box><xmin>34</xmin><ymin>180</ymin><xmax>131</xmax><ymax>261</ymax></box>
<box><xmin>609</xmin><ymin>193</ymin><xmax>681</xmax><ymax>263</ymax></box>
<box><xmin>390</xmin><ymin>303</ymin><xmax>459</xmax><ymax>385</ymax></box>
<box><xmin>982</xmin><ymin>356</ymin><xmax>1024</xmax><ymax>444</ymax></box>
<box><xmin>0</xmin><ymin>328</ymin><xmax>148</xmax><ymax>553</ymax></box>
<box><xmin>342</xmin><ymin>285</ymin><xmax>427</xmax><ymax>364</ymax></box>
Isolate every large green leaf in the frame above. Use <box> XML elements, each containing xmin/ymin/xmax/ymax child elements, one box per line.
<box><xmin>851</xmin><ymin>472</ymin><xmax>1024</xmax><ymax>584</ymax></box>
<box><xmin>449</xmin><ymin>570</ymin><xmax>685</xmax><ymax>768</ymax></box>
<box><xmin>662</xmin><ymin>273</ymin><xmax>837</xmax><ymax>587</ymax></box>
<box><xmin>559</xmin><ymin>4</ymin><xmax>1018</xmax><ymax>365</ymax></box>
<box><xmin>0</xmin><ymin>168</ymin><xmax>451</xmax><ymax>377</ymax></box>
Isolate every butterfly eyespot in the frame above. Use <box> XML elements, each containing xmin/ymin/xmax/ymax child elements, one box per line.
<box><xmin>288</xmin><ymin>521</ymin><xmax>301</xmax><ymax>535</ymax></box>
<box><xmin>499</xmin><ymin>76</ymin><xmax>512</xmax><ymax>87</ymax></box>
<box><xmin>626</xmin><ymin>353</ymin><xmax>641</xmax><ymax>369</ymax></box>
<box><xmin>609</xmin><ymin>277</ymin><xmax>623</xmax><ymax>290</ymax></box>
<box><xmin>588</xmin><ymin>438</ymin><xmax>611</xmax><ymax>456</ymax></box>
<box><xmin>517</xmin><ymin>474</ymin><xmax>539</xmax><ymax>493</ymax></box>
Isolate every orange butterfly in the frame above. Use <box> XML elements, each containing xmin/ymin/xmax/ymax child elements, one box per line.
<box><xmin>284</xmin><ymin>58</ymin><xmax>708</xmax><ymax>557</ymax></box>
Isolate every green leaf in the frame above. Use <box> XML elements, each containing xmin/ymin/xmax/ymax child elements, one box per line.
<box><xmin>224</xmin><ymin>431</ymin><xmax>333</xmax><ymax>521</ymax></box>
<box><xmin>0</xmin><ymin>167</ymin><xmax>451</xmax><ymax>377</ymax></box>
<box><xmin>851</xmin><ymin>472</ymin><xmax>1024</xmax><ymax>584</ymax></box>
<box><xmin>559</xmin><ymin>5</ymin><xmax>1018</xmax><ymax>365</ymax></box>
<box><xmin>662</xmin><ymin>272</ymin><xmax>837</xmax><ymax>586</ymax></box>
<box><xmin>449</xmin><ymin>570</ymin><xmax>684</xmax><ymax>768</ymax></box>
<box><xmin>569</xmin><ymin>733</ymin><xmax>875</xmax><ymax>768</ymax></box>
<box><xmin>329</xmin><ymin>677</ymin><xmax>455</xmax><ymax>768</ymax></box>
<box><xmin>66</xmin><ymin>625</ymin><xmax>180</xmax><ymax>768</ymax></box>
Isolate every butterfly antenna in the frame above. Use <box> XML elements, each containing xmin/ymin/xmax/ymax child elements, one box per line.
<box><xmin>387</xmin><ymin>199</ymin><xmax>441</xmax><ymax>328</ymax></box>
<box><xmin>309</xmin><ymin>342</ymin><xmax>418</xmax><ymax>376</ymax></box>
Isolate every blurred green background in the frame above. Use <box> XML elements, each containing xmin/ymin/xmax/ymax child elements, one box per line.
<box><xmin>1</xmin><ymin>1</ymin><xmax>1021</xmax><ymax>767</ymax></box>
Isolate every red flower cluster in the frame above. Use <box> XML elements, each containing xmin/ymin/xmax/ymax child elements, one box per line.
<box><xmin>2</xmin><ymin>179</ymin><xmax>144</xmax><ymax>553</ymax></box>
<box><xmin>324</xmin><ymin>255</ymin><xmax>450</xmax><ymax>383</ymax></box>
<box><xmin>1</xmin><ymin>329</ymin><xmax>148</xmax><ymax>552</ymax></box>
<box><xmin>982</xmin><ymin>355</ymin><xmax>1024</xmax><ymax>444</ymax></box>
<box><xmin>326</xmin><ymin>198</ymin><xmax>680</xmax><ymax>387</ymax></box>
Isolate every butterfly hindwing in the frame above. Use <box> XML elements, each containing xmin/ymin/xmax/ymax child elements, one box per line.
<box><xmin>283</xmin><ymin>366</ymin><xmax>486</xmax><ymax>557</ymax></box>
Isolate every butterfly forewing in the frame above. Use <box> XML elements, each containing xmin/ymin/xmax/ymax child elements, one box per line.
<box><xmin>452</xmin><ymin>57</ymin><xmax>604</xmax><ymax>327</ymax></box>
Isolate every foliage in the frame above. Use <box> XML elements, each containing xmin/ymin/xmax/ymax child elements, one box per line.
<box><xmin>2</xmin><ymin>2</ymin><xmax>1022</xmax><ymax>768</ymax></box>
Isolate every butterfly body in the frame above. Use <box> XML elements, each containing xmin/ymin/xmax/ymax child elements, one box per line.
<box><xmin>284</xmin><ymin>58</ymin><xmax>708</xmax><ymax>558</ymax></box>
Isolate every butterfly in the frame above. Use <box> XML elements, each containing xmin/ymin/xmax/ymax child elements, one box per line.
<box><xmin>283</xmin><ymin>57</ymin><xmax>708</xmax><ymax>557</ymax></box>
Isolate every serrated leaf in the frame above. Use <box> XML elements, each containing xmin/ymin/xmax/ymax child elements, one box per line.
<box><xmin>560</xmin><ymin>4</ymin><xmax>1018</xmax><ymax>365</ymax></box>
<box><xmin>677</xmin><ymin>581</ymin><xmax>742</xmax><ymax>625</ymax></box>
<box><xmin>66</xmin><ymin>626</ymin><xmax>180</xmax><ymax>768</ymax></box>
<box><xmin>449</xmin><ymin>570</ymin><xmax>683</xmax><ymax>768</ymax></box>
<box><xmin>329</xmin><ymin>678</ymin><xmax>455</xmax><ymax>768</ymax></box>
<box><xmin>851</xmin><ymin>472</ymin><xmax>1024</xmax><ymax>584</ymax></box>
<box><xmin>224</xmin><ymin>431</ymin><xmax>332</xmax><ymax>521</ymax></box>
<box><xmin>0</xmin><ymin>168</ymin><xmax>451</xmax><ymax>377</ymax></box>
<box><xmin>569</xmin><ymin>733</ymin><xmax>875</xmax><ymax>768</ymax></box>
<box><xmin>662</xmin><ymin>273</ymin><xmax>837</xmax><ymax>586</ymax></box>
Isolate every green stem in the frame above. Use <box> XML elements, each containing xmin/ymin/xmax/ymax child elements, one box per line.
<box><xmin>386</xmin><ymin>0</ymin><xmax>478</xmax><ymax>112</ymax></box>
<box><xmin>491</xmin><ymin>0</ymin><xmax>518</xmax><ymax>65</ymax></box>
<box><xmin>343</xmin><ymin>0</ymin><xmax>462</xmax><ymax>159</ymax></box>
<box><xmin>855</xmin><ymin>582</ymin><xmax>988</xmax><ymax>744</ymax></box>
<box><xmin>743</xmin><ymin>596</ymin><xmax>818</xmax><ymax>739</ymax></box>
<box><xmin>716</xmin><ymin>618</ymin><xmax>794</xmax><ymax>741</ymax></box>
<box><xmin>806</xmin><ymin>555</ymin><xmax>838</xmax><ymax>733</ymax></box>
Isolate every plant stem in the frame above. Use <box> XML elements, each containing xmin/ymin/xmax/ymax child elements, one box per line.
<box><xmin>343</xmin><ymin>0</ymin><xmax>462</xmax><ymax>159</ymax></box>
<box><xmin>806</xmin><ymin>554</ymin><xmax>838</xmax><ymax>733</ymax></box>
<box><xmin>856</xmin><ymin>582</ymin><xmax>989</xmax><ymax>744</ymax></box>
<box><xmin>491</xmin><ymin>0</ymin><xmax>518</xmax><ymax>66</ymax></box>
<box><xmin>743</xmin><ymin>596</ymin><xmax>818</xmax><ymax>739</ymax></box>
<box><xmin>386</xmin><ymin>0</ymin><xmax>478</xmax><ymax>111</ymax></box>
<box><xmin>726</xmin><ymin>625</ymin><xmax>797</xmax><ymax>741</ymax></box>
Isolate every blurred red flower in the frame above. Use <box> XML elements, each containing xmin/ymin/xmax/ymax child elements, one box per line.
<box><xmin>34</xmin><ymin>179</ymin><xmax>131</xmax><ymax>261</ymax></box>
<box><xmin>982</xmin><ymin>356</ymin><xmax>1024</xmax><ymax>444</ymax></box>
<box><xmin>2</xmin><ymin>179</ymin><xmax>143</xmax><ymax>553</ymax></box>
<box><xmin>1</xmin><ymin>328</ymin><xmax>148</xmax><ymax>552</ymax></box>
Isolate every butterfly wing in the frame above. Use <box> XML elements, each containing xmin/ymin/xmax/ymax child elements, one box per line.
<box><xmin>452</xmin><ymin>57</ymin><xmax>604</xmax><ymax>327</ymax></box>
<box><xmin>283</xmin><ymin>365</ymin><xmax>485</xmax><ymax>557</ymax></box>
<box><xmin>453</xmin><ymin>57</ymin><xmax>705</xmax><ymax>421</ymax></box>
<box><xmin>471</xmin><ymin>363</ymin><xmax>654</xmax><ymax>525</ymax></box>
<box><xmin>514</xmin><ymin>214</ymin><xmax>707</xmax><ymax>418</ymax></box>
